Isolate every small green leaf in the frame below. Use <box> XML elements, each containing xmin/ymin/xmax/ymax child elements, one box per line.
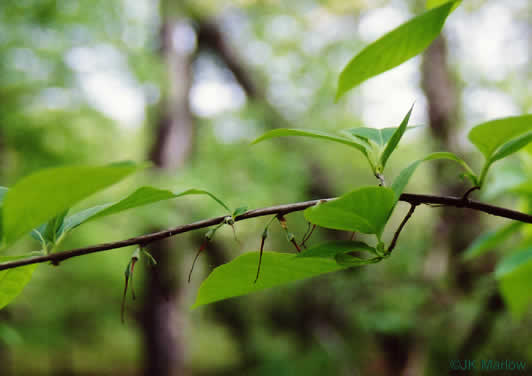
<box><xmin>142</xmin><ymin>249</ymin><xmax>158</xmax><ymax>266</ymax></box>
<box><xmin>391</xmin><ymin>152</ymin><xmax>477</xmax><ymax>200</ymax></box>
<box><xmin>0</xmin><ymin>256</ymin><xmax>38</xmax><ymax>310</ymax></box>
<box><xmin>297</xmin><ymin>240</ymin><xmax>377</xmax><ymax>259</ymax></box>
<box><xmin>304</xmin><ymin>187</ymin><xmax>396</xmax><ymax>237</ymax></box>
<box><xmin>495</xmin><ymin>245</ymin><xmax>532</xmax><ymax>318</ymax></box>
<box><xmin>2</xmin><ymin>163</ymin><xmax>139</xmax><ymax>248</ymax></box>
<box><xmin>343</xmin><ymin>128</ymin><xmax>395</xmax><ymax>147</ymax></box>
<box><xmin>62</xmin><ymin>187</ymin><xmax>229</xmax><ymax>234</ymax></box>
<box><xmin>380</xmin><ymin>105</ymin><xmax>414</xmax><ymax>170</ymax></box>
<box><xmin>462</xmin><ymin>222</ymin><xmax>523</xmax><ymax>261</ymax></box>
<box><xmin>336</xmin><ymin>1</ymin><xmax>457</xmax><ymax>99</ymax></box>
<box><xmin>334</xmin><ymin>253</ymin><xmax>382</xmax><ymax>266</ymax></box>
<box><xmin>232</xmin><ymin>206</ymin><xmax>248</xmax><ymax>218</ymax></box>
<box><xmin>252</xmin><ymin>128</ymin><xmax>367</xmax><ymax>156</ymax></box>
<box><xmin>193</xmin><ymin>252</ymin><xmax>350</xmax><ymax>308</ymax></box>
<box><xmin>468</xmin><ymin>115</ymin><xmax>532</xmax><ymax>161</ymax></box>
<box><xmin>343</xmin><ymin>126</ymin><xmax>419</xmax><ymax>148</ymax></box>
<box><xmin>42</xmin><ymin>210</ymin><xmax>69</xmax><ymax>244</ymax></box>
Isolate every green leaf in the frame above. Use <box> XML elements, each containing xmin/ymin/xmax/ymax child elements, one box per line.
<box><xmin>343</xmin><ymin>128</ymin><xmax>396</xmax><ymax>147</ymax></box>
<box><xmin>343</xmin><ymin>126</ymin><xmax>419</xmax><ymax>148</ymax></box>
<box><xmin>304</xmin><ymin>187</ymin><xmax>396</xmax><ymax>237</ymax></box>
<box><xmin>471</xmin><ymin>116</ymin><xmax>532</xmax><ymax>186</ymax></box>
<box><xmin>0</xmin><ymin>188</ymin><xmax>8</xmax><ymax>203</ymax></box>
<box><xmin>0</xmin><ymin>256</ymin><xmax>38</xmax><ymax>310</ymax></box>
<box><xmin>193</xmin><ymin>252</ymin><xmax>350</xmax><ymax>308</ymax></box>
<box><xmin>334</xmin><ymin>253</ymin><xmax>382</xmax><ymax>266</ymax></box>
<box><xmin>427</xmin><ymin>0</ymin><xmax>461</xmax><ymax>11</ymax></box>
<box><xmin>297</xmin><ymin>240</ymin><xmax>377</xmax><ymax>258</ymax></box>
<box><xmin>0</xmin><ymin>187</ymin><xmax>8</xmax><ymax>243</ymax></box>
<box><xmin>468</xmin><ymin>115</ymin><xmax>532</xmax><ymax>161</ymax></box>
<box><xmin>513</xmin><ymin>180</ymin><xmax>532</xmax><ymax>196</ymax></box>
<box><xmin>490</xmin><ymin>131</ymin><xmax>532</xmax><ymax>164</ymax></box>
<box><xmin>252</xmin><ymin>128</ymin><xmax>367</xmax><ymax>156</ymax></box>
<box><xmin>462</xmin><ymin>222</ymin><xmax>523</xmax><ymax>261</ymax></box>
<box><xmin>336</xmin><ymin>2</ymin><xmax>457</xmax><ymax>99</ymax></box>
<box><xmin>2</xmin><ymin>163</ymin><xmax>139</xmax><ymax>248</ymax></box>
<box><xmin>232</xmin><ymin>206</ymin><xmax>248</xmax><ymax>218</ymax></box>
<box><xmin>43</xmin><ymin>210</ymin><xmax>69</xmax><ymax>244</ymax></box>
<box><xmin>62</xmin><ymin>187</ymin><xmax>229</xmax><ymax>234</ymax></box>
<box><xmin>391</xmin><ymin>152</ymin><xmax>477</xmax><ymax>200</ymax></box>
<box><xmin>495</xmin><ymin>245</ymin><xmax>532</xmax><ymax>318</ymax></box>
<box><xmin>380</xmin><ymin>105</ymin><xmax>414</xmax><ymax>170</ymax></box>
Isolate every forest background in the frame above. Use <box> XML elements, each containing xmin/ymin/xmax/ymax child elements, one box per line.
<box><xmin>0</xmin><ymin>0</ymin><xmax>531</xmax><ymax>375</ymax></box>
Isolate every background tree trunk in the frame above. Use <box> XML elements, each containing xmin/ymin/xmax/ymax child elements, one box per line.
<box><xmin>141</xmin><ymin>11</ymin><xmax>194</xmax><ymax>376</ymax></box>
<box><xmin>421</xmin><ymin>35</ymin><xmax>503</xmax><ymax>366</ymax></box>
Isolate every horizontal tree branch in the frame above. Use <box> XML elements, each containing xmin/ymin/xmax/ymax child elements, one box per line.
<box><xmin>0</xmin><ymin>193</ymin><xmax>530</xmax><ymax>272</ymax></box>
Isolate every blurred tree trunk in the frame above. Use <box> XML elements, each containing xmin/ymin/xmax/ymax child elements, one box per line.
<box><xmin>422</xmin><ymin>36</ymin><xmax>481</xmax><ymax>289</ymax></box>
<box><xmin>141</xmin><ymin>9</ymin><xmax>194</xmax><ymax>376</ymax></box>
<box><xmin>421</xmin><ymin>35</ymin><xmax>502</xmax><ymax>366</ymax></box>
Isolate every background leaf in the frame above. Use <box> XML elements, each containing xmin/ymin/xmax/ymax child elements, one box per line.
<box><xmin>304</xmin><ymin>187</ymin><xmax>395</xmax><ymax>237</ymax></box>
<box><xmin>193</xmin><ymin>252</ymin><xmax>349</xmax><ymax>308</ymax></box>
<box><xmin>495</xmin><ymin>245</ymin><xmax>532</xmax><ymax>318</ymax></box>
<box><xmin>2</xmin><ymin>163</ymin><xmax>139</xmax><ymax>248</ymax></box>
<box><xmin>0</xmin><ymin>256</ymin><xmax>38</xmax><ymax>310</ymax></box>
<box><xmin>336</xmin><ymin>1</ymin><xmax>456</xmax><ymax>99</ymax></box>
<box><xmin>462</xmin><ymin>222</ymin><xmax>523</xmax><ymax>261</ymax></box>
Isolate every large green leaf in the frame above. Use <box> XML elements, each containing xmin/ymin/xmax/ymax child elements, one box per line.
<box><xmin>0</xmin><ymin>187</ymin><xmax>8</xmax><ymax>243</ymax></box>
<box><xmin>304</xmin><ymin>187</ymin><xmax>395</xmax><ymax>237</ymax></box>
<box><xmin>495</xmin><ymin>245</ymin><xmax>532</xmax><ymax>318</ymax></box>
<box><xmin>426</xmin><ymin>0</ymin><xmax>461</xmax><ymax>11</ymax></box>
<box><xmin>462</xmin><ymin>222</ymin><xmax>523</xmax><ymax>261</ymax></box>
<box><xmin>297</xmin><ymin>240</ymin><xmax>377</xmax><ymax>258</ymax></box>
<box><xmin>391</xmin><ymin>152</ymin><xmax>477</xmax><ymax>200</ymax></box>
<box><xmin>193</xmin><ymin>252</ymin><xmax>348</xmax><ymax>308</ymax></box>
<box><xmin>380</xmin><ymin>105</ymin><xmax>414</xmax><ymax>170</ymax></box>
<box><xmin>2</xmin><ymin>163</ymin><xmax>138</xmax><ymax>248</ymax></box>
<box><xmin>0</xmin><ymin>256</ymin><xmax>38</xmax><ymax>310</ymax></box>
<box><xmin>336</xmin><ymin>1</ymin><xmax>457</xmax><ymax>99</ymax></box>
<box><xmin>252</xmin><ymin>128</ymin><xmax>367</xmax><ymax>156</ymax></box>
<box><xmin>62</xmin><ymin>187</ymin><xmax>229</xmax><ymax>234</ymax></box>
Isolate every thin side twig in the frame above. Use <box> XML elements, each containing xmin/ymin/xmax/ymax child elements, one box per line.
<box><xmin>387</xmin><ymin>204</ymin><xmax>418</xmax><ymax>254</ymax></box>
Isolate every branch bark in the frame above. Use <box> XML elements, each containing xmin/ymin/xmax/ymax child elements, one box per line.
<box><xmin>0</xmin><ymin>192</ymin><xmax>530</xmax><ymax>271</ymax></box>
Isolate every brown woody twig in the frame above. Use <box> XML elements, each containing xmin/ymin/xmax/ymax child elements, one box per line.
<box><xmin>0</xmin><ymin>193</ymin><xmax>531</xmax><ymax>272</ymax></box>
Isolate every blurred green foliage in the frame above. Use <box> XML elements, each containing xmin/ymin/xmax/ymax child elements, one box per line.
<box><xmin>0</xmin><ymin>0</ymin><xmax>531</xmax><ymax>375</ymax></box>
